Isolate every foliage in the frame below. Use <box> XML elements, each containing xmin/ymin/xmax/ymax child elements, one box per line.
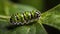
<box><xmin>0</xmin><ymin>0</ymin><xmax>60</xmax><ymax>34</ymax></box>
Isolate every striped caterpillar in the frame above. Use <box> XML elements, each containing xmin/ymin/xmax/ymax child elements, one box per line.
<box><xmin>10</xmin><ymin>10</ymin><xmax>41</xmax><ymax>25</ymax></box>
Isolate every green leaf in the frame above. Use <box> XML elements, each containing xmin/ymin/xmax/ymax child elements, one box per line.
<box><xmin>40</xmin><ymin>4</ymin><xmax>60</xmax><ymax>30</ymax></box>
<box><xmin>0</xmin><ymin>21</ymin><xmax>47</xmax><ymax>34</ymax></box>
<box><xmin>0</xmin><ymin>0</ymin><xmax>47</xmax><ymax>34</ymax></box>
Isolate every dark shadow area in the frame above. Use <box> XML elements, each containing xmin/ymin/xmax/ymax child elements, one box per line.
<box><xmin>43</xmin><ymin>24</ymin><xmax>60</xmax><ymax>34</ymax></box>
<box><xmin>10</xmin><ymin>0</ymin><xmax>20</xmax><ymax>3</ymax></box>
<box><xmin>43</xmin><ymin>0</ymin><xmax>60</xmax><ymax>12</ymax></box>
<box><xmin>6</xmin><ymin>24</ymin><xmax>21</xmax><ymax>30</ymax></box>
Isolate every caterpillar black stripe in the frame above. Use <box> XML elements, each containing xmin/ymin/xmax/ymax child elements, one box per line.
<box><xmin>10</xmin><ymin>10</ymin><xmax>41</xmax><ymax>25</ymax></box>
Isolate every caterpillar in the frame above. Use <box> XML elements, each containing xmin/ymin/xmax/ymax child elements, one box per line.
<box><xmin>10</xmin><ymin>10</ymin><xmax>41</xmax><ymax>25</ymax></box>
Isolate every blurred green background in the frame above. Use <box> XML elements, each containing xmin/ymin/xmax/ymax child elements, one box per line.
<box><xmin>10</xmin><ymin>0</ymin><xmax>60</xmax><ymax>12</ymax></box>
<box><xmin>0</xmin><ymin>0</ymin><xmax>60</xmax><ymax>34</ymax></box>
